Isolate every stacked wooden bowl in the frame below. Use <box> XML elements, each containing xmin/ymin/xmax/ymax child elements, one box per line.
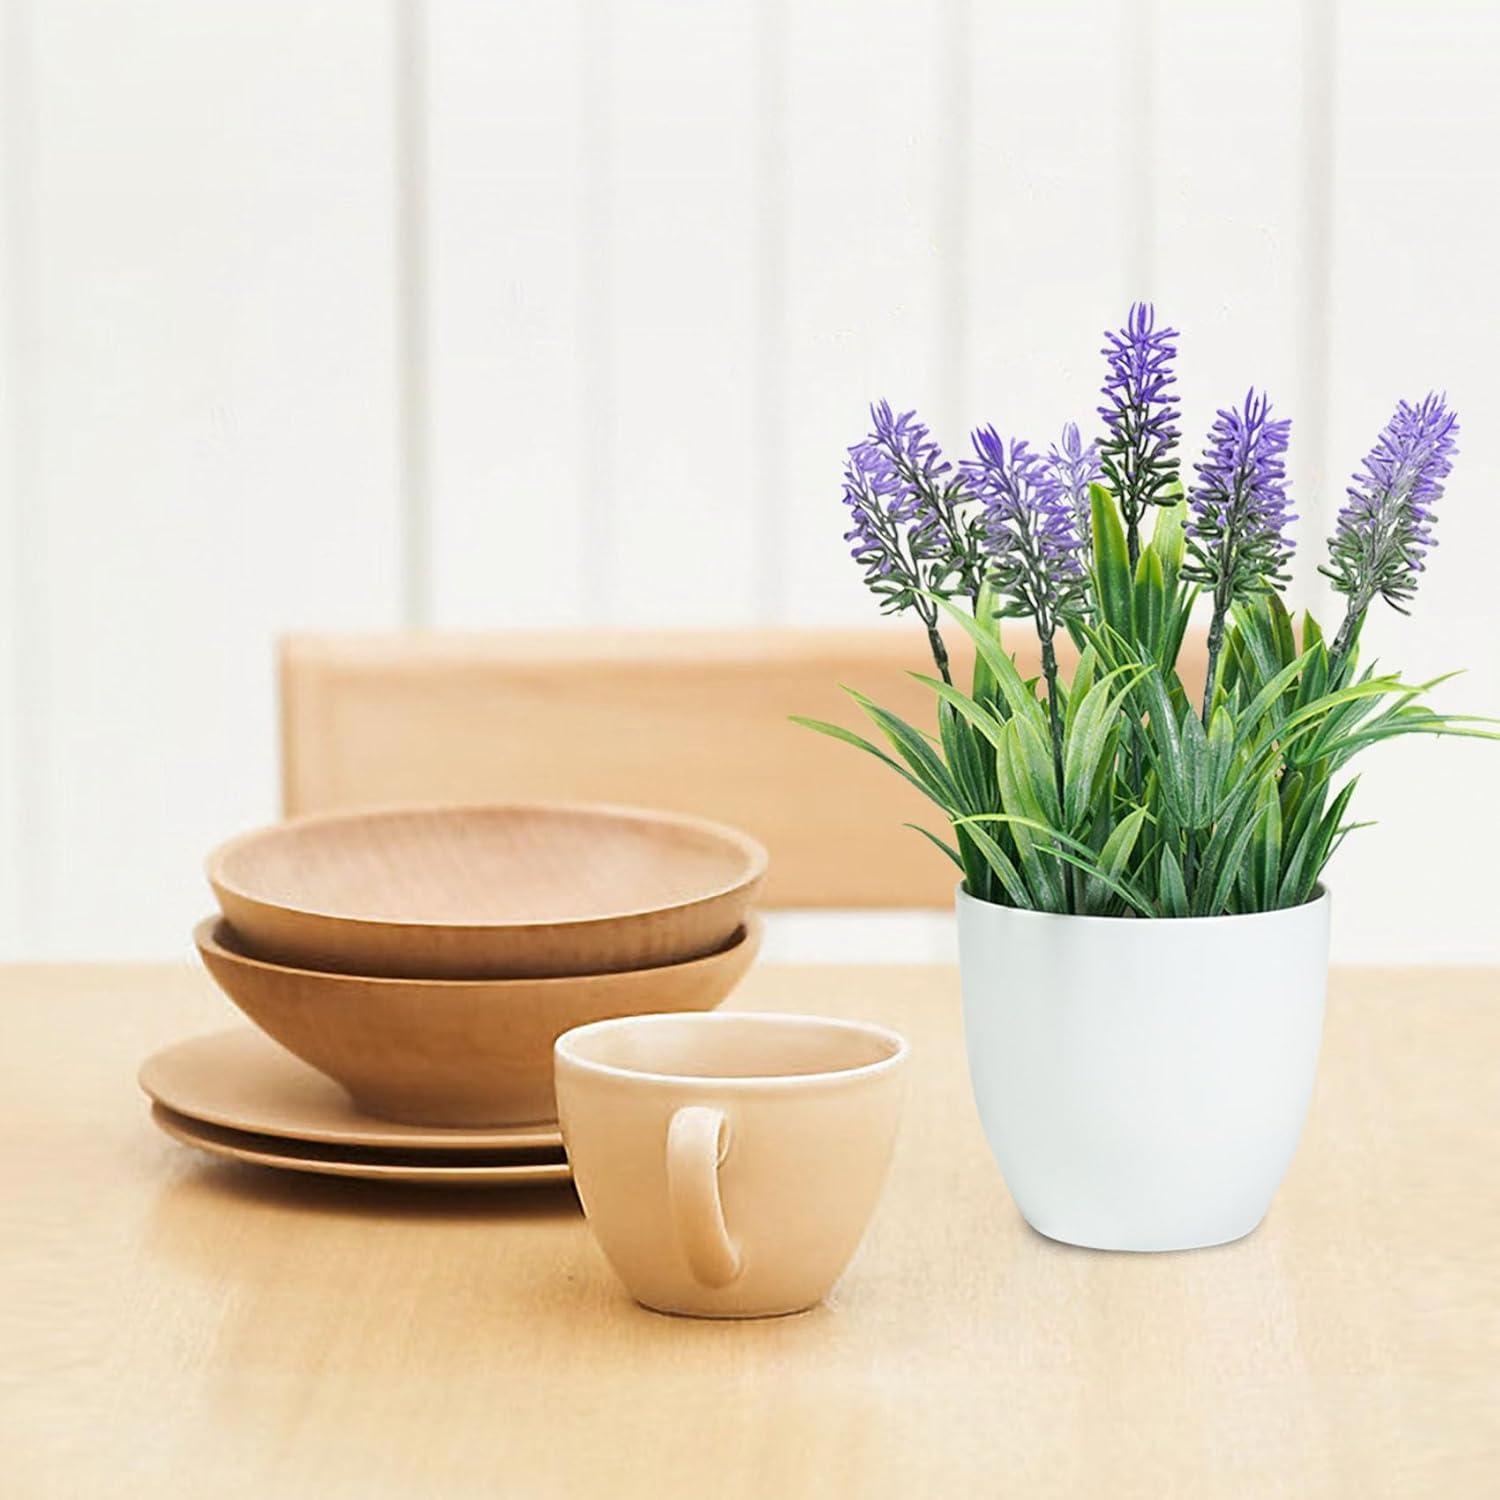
<box><xmin>194</xmin><ymin>804</ymin><xmax>767</xmax><ymax>1128</ymax></box>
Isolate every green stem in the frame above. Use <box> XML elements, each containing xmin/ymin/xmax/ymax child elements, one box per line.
<box><xmin>1201</xmin><ymin>596</ymin><xmax>1228</xmax><ymax>728</ymax></box>
<box><xmin>1327</xmin><ymin>596</ymin><xmax>1366</xmax><ymax>683</ymax></box>
<box><xmin>1190</xmin><ymin>585</ymin><xmax>1236</xmax><ymax>901</ymax></box>
<box><xmin>926</xmin><ymin>621</ymin><xmax>953</xmax><ymax>685</ymax></box>
<box><xmin>1040</xmin><ymin>634</ymin><xmax>1073</xmax><ymax>913</ymax></box>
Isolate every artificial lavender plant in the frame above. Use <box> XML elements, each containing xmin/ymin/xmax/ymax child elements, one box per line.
<box><xmin>797</xmin><ymin>305</ymin><xmax>1496</xmax><ymax>918</ymax></box>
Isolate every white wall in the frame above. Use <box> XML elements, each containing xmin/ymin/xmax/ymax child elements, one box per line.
<box><xmin>1</xmin><ymin>0</ymin><xmax>1496</xmax><ymax>962</ymax></box>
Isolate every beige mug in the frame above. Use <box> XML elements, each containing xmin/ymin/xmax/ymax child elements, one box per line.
<box><xmin>554</xmin><ymin>1011</ymin><xmax>908</xmax><ymax>1318</ymax></box>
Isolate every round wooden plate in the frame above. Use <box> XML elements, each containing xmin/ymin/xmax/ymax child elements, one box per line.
<box><xmin>139</xmin><ymin>1028</ymin><xmax>564</xmax><ymax>1152</ymax></box>
<box><xmin>150</xmin><ymin>1105</ymin><xmax>574</xmax><ymax>1187</ymax></box>
<box><xmin>207</xmin><ymin>802</ymin><xmax>768</xmax><ymax>979</ymax></box>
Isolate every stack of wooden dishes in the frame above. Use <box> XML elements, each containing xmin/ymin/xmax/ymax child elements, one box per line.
<box><xmin>142</xmin><ymin>804</ymin><xmax>766</xmax><ymax>1185</ymax></box>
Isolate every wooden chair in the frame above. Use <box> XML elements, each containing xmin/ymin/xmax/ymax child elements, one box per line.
<box><xmin>280</xmin><ymin>629</ymin><xmax>1205</xmax><ymax>910</ymax></box>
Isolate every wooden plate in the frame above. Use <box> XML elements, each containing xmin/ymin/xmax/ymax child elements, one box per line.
<box><xmin>139</xmin><ymin>1028</ymin><xmax>564</xmax><ymax>1152</ymax></box>
<box><xmin>150</xmin><ymin>1105</ymin><xmax>574</xmax><ymax>1187</ymax></box>
<box><xmin>207</xmin><ymin>802</ymin><xmax>767</xmax><ymax>979</ymax></box>
<box><xmin>193</xmin><ymin>914</ymin><xmax>761</xmax><ymax>1128</ymax></box>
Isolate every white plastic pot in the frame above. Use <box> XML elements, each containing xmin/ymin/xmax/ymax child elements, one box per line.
<box><xmin>957</xmin><ymin>885</ymin><xmax>1330</xmax><ymax>1252</ymax></box>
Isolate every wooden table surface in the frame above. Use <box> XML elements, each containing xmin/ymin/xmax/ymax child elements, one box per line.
<box><xmin>3</xmin><ymin>961</ymin><xmax>1496</xmax><ymax>1498</ymax></box>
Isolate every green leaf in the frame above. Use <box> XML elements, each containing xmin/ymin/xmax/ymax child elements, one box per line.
<box><xmin>1014</xmin><ymin>712</ymin><xmax>1064</xmax><ymax>827</ymax></box>
<box><xmin>1295</xmin><ymin>638</ymin><xmax>1330</xmax><ymax>710</ymax></box>
<box><xmin>1138</xmin><ymin>668</ymin><xmax>1188</xmax><ymax>822</ymax></box>
<box><xmin>934</xmin><ymin>597</ymin><xmax>1046</xmax><ymax>728</ymax></box>
<box><xmin>1062</xmin><ymin>663</ymin><xmax>1147</xmax><ymax>829</ymax></box>
<box><xmin>1256</xmin><ymin>776</ymin><xmax>1283</xmax><ymax>909</ymax></box>
<box><xmin>1085</xmin><ymin>806</ymin><xmax>1149</xmax><ymax>915</ymax></box>
<box><xmin>1133</xmin><ymin>546</ymin><xmax>1166</xmax><ymax>654</ymax></box>
<box><xmin>1200</xmin><ymin>793</ymin><xmax>1274</xmax><ymax>917</ymax></box>
<box><xmin>1206</xmin><ymin>704</ymin><xmax>1236</xmax><ymax>797</ymax></box>
<box><xmin>1179</xmin><ymin>704</ymin><xmax>1213</xmax><ymax>828</ymax></box>
<box><xmin>1149</xmin><ymin>494</ymin><xmax>1185</xmax><ymax>569</ymax></box>
<box><xmin>970</xmin><ymin>582</ymin><xmax>1001</xmax><ymax>706</ymax></box>
<box><xmin>1159</xmin><ymin>842</ymin><xmax>1189</xmax><ymax>917</ymax></box>
<box><xmin>1149</xmin><ymin>495</ymin><xmax>1186</xmax><ymax>595</ymax></box>
<box><xmin>1233</xmin><ymin>604</ymin><xmax>1282</xmax><ymax>690</ymax></box>
<box><xmin>994</xmin><ymin>722</ymin><xmax>1064</xmax><ymax>909</ymax></box>
<box><xmin>912</xmin><ymin>673</ymin><xmax>1005</xmax><ymax>750</ymax></box>
<box><xmin>844</xmin><ymin>688</ymin><xmax>961</xmax><ymax>809</ymax></box>
<box><xmin>1090</xmin><ymin>482</ymin><xmax>1134</xmax><ymax>640</ymax></box>
<box><xmin>955</xmin><ymin>819</ymin><xmax>1033</xmax><ymax>907</ymax></box>
<box><xmin>936</xmin><ymin>699</ymin><xmax>985</xmax><ymax>812</ymax></box>
<box><xmin>1063</xmin><ymin>644</ymin><xmax>1099</xmax><ymax>738</ymax></box>
<box><xmin>1267</xmin><ymin>592</ymin><xmax>1297</xmax><ymax>669</ymax></box>
<box><xmin>1233</xmin><ymin>648</ymin><xmax>1318</xmax><ymax>751</ymax></box>
<box><xmin>955</xmin><ymin>813</ymin><xmax>1159</xmax><ymax>916</ymax></box>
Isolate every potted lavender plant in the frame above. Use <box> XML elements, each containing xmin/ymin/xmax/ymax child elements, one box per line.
<box><xmin>797</xmin><ymin>305</ymin><xmax>1493</xmax><ymax>1251</ymax></box>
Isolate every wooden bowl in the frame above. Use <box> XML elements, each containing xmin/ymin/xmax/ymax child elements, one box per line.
<box><xmin>206</xmin><ymin>803</ymin><xmax>767</xmax><ymax>979</ymax></box>
<box><xmin>194</xmin><ymin>914</ymin><xmax>763</xmax><ymax>1127</ymax></box>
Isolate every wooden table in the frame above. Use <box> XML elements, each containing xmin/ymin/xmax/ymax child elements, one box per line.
<box><xmin>4</xmin><ymin>963</ymin><xmax>1496</xmax><ymax>1498</ymax></box>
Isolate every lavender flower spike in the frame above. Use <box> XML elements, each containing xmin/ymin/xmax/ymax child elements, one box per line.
<box><xmin>1184</xmin><ymin>389</ymin><xmax>1296</xmax><ymax>601</ymax></box>
<box><xmin>965</xmin><ymin>426</ymin><xmax>1088</xmax><ymax>882</ymax></box>
<box><xmin>1098</xmin><ymin>302</ymin><xmax>1182</xmax><ymax>566</ymax></box>
<box><xmin>1046</xmin><ymin>422</ymin><xmax>1103</xmax><ymax>544</ymax></box>
<box><xmin>860</xmin><ymin>400</ymin><xmax>951</xmax><ymax>523</ymax></box>
<box><xmin>1322</xmin><ymin>393</ymin><xmax>1458</xmax><ymax>632</ymax></box>
<box><xmin>841</xmin><ymin>401</ymin><xmax>948</xmax><ymax>611</ymax></box>
<box><xmin>841</xmin><ymin>445</ymin><xmax>900</xmax><ymax>594</ymax></box>
<box><xmin>963</xmin><ymin>426</ymin><xmax>1088</xmax><ymax>638</ymax></box>
<box><xmin>841</xmin><ymin>400</ymin><xmax>986</xmax><ymax>682</ymax></box>
<box><xmin>1185</xmin><ymin>389</ymin><xmax>1295</xmax><ymax>723</ymax></box>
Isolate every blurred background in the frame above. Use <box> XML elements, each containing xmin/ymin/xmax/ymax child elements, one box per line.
<box><xmin>1</xmin><ymin>0</ymin><xmax>1496</xmax><ymax>962</ymax></box>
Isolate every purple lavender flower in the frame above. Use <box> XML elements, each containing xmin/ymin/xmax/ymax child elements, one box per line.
<box><xmin>1098</xmin><ymin>303</ymin><xmax>1182</xmax><ymax>563</ymax></box>
<box><xmin>861</xmin><ymin>400</ymin><xmax>950</xmax><ymax>520</ymax></box>
<box><xmin>1322</xmin><ymin>394</ymin><xmax>1458</xmax><ymax>622</ymax></box>
<box><xmin>841</xmin><ymin>448</ymin><xmax>899</xmax><ymax>588</ymax></box>
<box><xmin>1046</xmin><ymin>422</ymin><xmax>1103</xmax><ymax>543</ymax></box>
<box><xmin>963</xmin><ymin>426</ymin><xmax>1088</xmax><ymax>635</ymax></box>
<box><xmin>1183</xmin><ymin>389</ymin><xmax>1296</xmax><ymax>601</ymax></box>
<box><xmin>841</xmin><ymin>401</ymin><xmax>982</xmax><ymax>616</ymax></box>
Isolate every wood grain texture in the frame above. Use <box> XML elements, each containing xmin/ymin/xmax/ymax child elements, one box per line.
<box><xmin>148</xmin><ymin>1106</ymin><xmax>572</xmax><ymax>1188</ymax></box>
<box><xmin>193</xmin><ymin>915</ymin><xmax>761</xmax><ymax>1128</ymax></box>
<box><xmin>281</xmin><ymin>630</ymin><xmax>1209</xmax><ymax>910</ymax></box>
<box><xmin>4</xmin><ymin>961</ymin><xmax>1496</xmax><ymax>1497</ymax></box>
<box><xmin>209</xmin><ymin>804</ymin><xmax>764</xmax><ymax>979</ymax></box>
<box><xmin>139</xmin><ymin>1028</ymin><xmax>563</xmax><ymax>1152</ymax></box>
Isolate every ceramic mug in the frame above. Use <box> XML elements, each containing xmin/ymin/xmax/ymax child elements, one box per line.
<box><xmin>554</xmin><ymin>1011</ymin><xmax>908</xmax><ymax>1318</ymax></box>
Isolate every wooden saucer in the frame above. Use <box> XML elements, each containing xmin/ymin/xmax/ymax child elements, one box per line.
<box><xmin>151</xmin><ymin>1106</ymin><xmax>573</xmax><ymax>1187</ymax></box>
<box><xmin>139</xmin><ymin>1029</ymin><xmax>564</xmax><ymax>1152</ymax></box>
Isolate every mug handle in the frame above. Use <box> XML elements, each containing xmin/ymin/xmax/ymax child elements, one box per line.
<box><xmin>666</xmin><ymin>1105</ymin><xmax>742</xmax><ymax>1288</ymax></box>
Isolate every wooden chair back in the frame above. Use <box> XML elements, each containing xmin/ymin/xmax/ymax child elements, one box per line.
<box><xmin>279</xmin><ymin>629</ymin><xmax>1204</xmax><ymax>909</ymax></box>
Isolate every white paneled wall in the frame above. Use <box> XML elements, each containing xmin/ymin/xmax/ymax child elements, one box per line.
<box><xmin>0</xmin><ymin>1</ymin><xmax>403</xmax><ymax>957</ymax></box>
<box><xmin>1</xmin><ymin>0</ymin><xmax>1497</xmax><ymax>961</ymax></box>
